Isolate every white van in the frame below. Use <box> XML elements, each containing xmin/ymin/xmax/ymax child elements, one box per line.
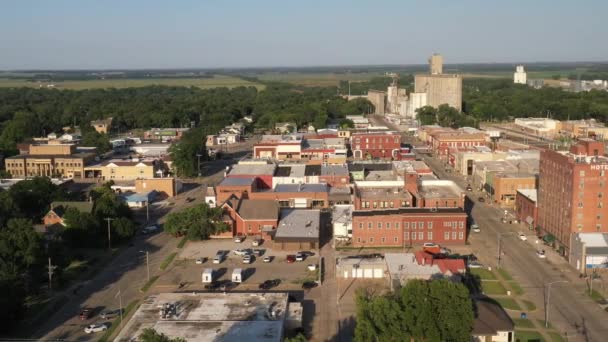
<box><xmin>232</xmin><ymin>268</ymin><xmax>243</xmax><ymax>283</ymax></box>
<box><xmin>202</xmin><ymin>269</ymin><xmax>213</xmax><ymax>283</ymax></box>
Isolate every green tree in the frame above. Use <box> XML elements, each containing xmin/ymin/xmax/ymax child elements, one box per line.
<box><xmin>0</xmin><ymin>218</ymin><xmax>42</xmax><ymax>277</ymax></box>
<box><xmin>8</xmin><ymin>177</ymin><xmax>68</xmax><ymax>219</ymax></box>
<box><xmin>112</xmin><ymin>217</ymin><xmax>137</xmax><ymax>241</ymax></box>
<box><xmin>355</xmin><ymin>279</ymin><xmax>474</xmax><ymax>342</ymax></box>
<box><xmin>284</xmin><ymin>333</ymin><xmax>308</xmax><ymax>342</ymax></box>
<box><xmin>138</xmin><ymin>328</ymin><xmax>186</xmax><ymax>342</ymax></box>
<box><xmin>416</xmin><ymin>106</ymin><xmax>438</xmax><ymax>125</ymax></box>
<box><xmin>168</xmin><ymin>127</ymin><xmax>210</xmax><ymax>177</ymax></box>
<box><xmin>81</xmin><ymin>128</ymin><xmax>111</xmax><ymax>153</ymax></box>
<box><xmin>163</xmin><ymin>203</ymin><xmax>228</xmax><ymax>239</ymax></box>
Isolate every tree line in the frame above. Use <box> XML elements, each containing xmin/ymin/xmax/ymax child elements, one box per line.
<box><xmin>0</xmin><ymin>178</ymin><xmax>136</xmax><ymax>333</ymax></box>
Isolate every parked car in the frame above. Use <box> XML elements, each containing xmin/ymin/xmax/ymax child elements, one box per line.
<box><xmin>518</xmin><ymin>233</ymin><xmax>527</xmax><ymax>241</ymax></box>
<box><xmin>234</xmin><ymin>249</ymin><xmax>251</xmax><ymax>256</ymax></box>
<box><xmin>234</xmin><ymin>235</ymin><xmax>245</xmax><ymax>243</ymax></box>
<box><xmin>252</xmin><ymin>239</ymin><xmax>262</xmax><ymax>247</ymax></box>
<box><xmin>242</xmin><ymin>255</ymin><xmax>253</xmax><ymax>264</ymax></box>
<box><xmin>307</xmin><ymin>264</ymin><xmax>317</xmax><ymax>271</ymax></box>
<box><xmin>252</xmin><ymin>249</ymin><xmax>265</xmax><ymax>256</ymax></box>
<box><xmin>295</xmin><ymin>252</ymin><xmax>306</xmax><ymax>262</ymax></box>
<box><xmin>186</xmin><ymin>197</ymin><xmax>194</xmax><ymax>202</ymax></box>
<box><xmin>466</xmin><ymin>184</ymin><xmax>472</xmax><ymax>191</ymax></box>
<box><xmin>471</xmin><ymin>224</ymin><xmax>481</xmax><ymax>233</ymax></box>
<box><xmin>79</xmin><ymin>308</ymin><xmax>93</xmax><ymax>320</ymax></box>
<box><xmin>195</xmin><ymin>257</ymin><xmax>206</xmax><ymax>264</ymax></box>
<box><xmin>259</xmin><ymin>279</ymin><xmax>281</xmax><ymax>290</ymax></box>
<box><xmin>468</xmin><ymin>261</ymin><xmax>484</xmax><ymax>269</ymax></box>
<box><xmin>142</xmin><ymin>224</ymin><xmax>160</xmax><ymax>234</ymax></box>
<box><xmin>302</xmin><ymin>281</ymin><xmax>318</xmax><ymax>290</ymax></box>
<box><xmin>220</xmin><ymin>281</ymin><xmax>237</xmax><ymax>292</ymax></box>
<box><xmin>213</xmin><ymin>255</ymin><xmax>223</xmax><ymax>264</ymax></box>
<box><xmin>263</xmin><ymin>256</ymin><xmax>273</xmax><ymax>263</ymax></box>
<box><xmin>84</xmin><ymin>323</ymin><xmax>108</xmax><ymax>334</ymax></box>
<box><xmin>478</xmin><ymin>197</ymin><xmax>486</xmax><ymax>203</ymax></box>
<box><xmin>204</xmin><ymin>282</ymin><xmax>222</xmax><ymax>291</ymax></box>
<box><xmin>537</xmin><ymin>250</ymin><xmax>546</xmax><ymax>258</ymax></box>
<box><xmin>100</xmin><ymin>309</ymin><xmax>122</xmax><ymax>319</ymax></box>
<box><xmin>423</xmin><ymin>242</ymin><xmax>439</xmax><ymax>249</ymax></box>
<box><xmin>286</xmin><ymin>255</ymin><xmax>296</xmax><ymax>263</ymax></box>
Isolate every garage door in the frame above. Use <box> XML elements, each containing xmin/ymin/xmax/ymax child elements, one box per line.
<box><xmin>294</xmin><ymin>198</ymin><xmax>307</xmax><ymax>208</ymax></box>
<box><xmin>363</xmin><ymin>269</ymin><xmax>373</xmax><ymax>278</ymax></box>
<box><xmin>373</xmin><ymin>269</ymin><xmax>384</xmax><ymax>278</ymax></box>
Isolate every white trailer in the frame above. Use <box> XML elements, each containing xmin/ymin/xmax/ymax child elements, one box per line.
<box><xmin>232</xmin><ymin>268</ymin><xmax>243</xmax><ymax>283</ymax></box>
<box><xmin>202</xmin><ymin>268</ymin><xmax>213</xmax><ymax>283</ymax></box>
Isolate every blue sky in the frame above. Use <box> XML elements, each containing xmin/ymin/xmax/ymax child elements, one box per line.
<box><xmin>1</xmin><ymin>0</ymin><xmax>607</xmax><ymax>69</ymax></box>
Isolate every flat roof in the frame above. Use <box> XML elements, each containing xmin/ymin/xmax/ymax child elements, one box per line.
<box><xmin>332</xmin><ymin>205</ymin><xmax>353</xmax><ymax>224</ymax></box>
<box><xmin>364</xmin><ymin>170</ymin><xmax>397</xmax><ymax>181</ymax></box>
<box><xmin>321</xmin><ymin>164</ymin><xmax>349</xmax><ymax>176</ymax></box>
<box><xmin>357</xmin><ymin>186</ymin><xmax>412</xmax><ymax>200</ymax></box>
<box><xmin>516</xmin><ymin>189</ymin><xmax>537</xmax><ymax>202</ymax></box>
<box><xmin>352</xmin><ymin>208</ymin><xmax>464</xmax><ymax>217</ymax></box>
<box><xmin>275</xmin><ymin>209</ymin><xmax>320</xmax><ymax>242</ymax></box>
<box><xmin>237</xmin><ymin>199</ymin><xmax>279</xmax><ymax>220</ymax></box>
<box><xmin>114</xmin><ymin>292</ymin><xmax>289</xmax><ymax>342</ymax></box>
<box><xmin>229</xmin><ymin>164</ymin><xmax>276</xmax><ymax>176</ymax></box>
<box><xmin>274</xmin><ymin>164</ymin><xmax>306</xmax><ymax>178</ymax></box>
<box><xmin>275</xmin><ymin>183</ymin><xmax>327</xmax><ymax>193</ymax></box>
<box><xmin>384</xmin><ymin>253</ymin><xmax>440</xmax><ymax>277</ymax></box>
<box><xmin>219</xmin><ymin>177</ymin><xmax>256</xmax><ymax>186</ymax></box>
<box><xmin>418</xmin><ymin>180</ymin><xmax>463</xmax><ymax>199</ymax></box>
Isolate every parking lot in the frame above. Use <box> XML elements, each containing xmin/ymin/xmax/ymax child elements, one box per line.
<box><xmin>156</xmin><ymin>238</ymin><xmax>321</xmax><ymax>292</ymax></box>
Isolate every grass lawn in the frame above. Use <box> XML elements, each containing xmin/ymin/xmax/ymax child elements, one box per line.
<box><xmin>160</xmin><ymin>252</ymin><xmax>177</xmax><ymax>271</ymax></box>
<box><xmin>140</xmin><ymin>275</ymin><xmax>160</xmax><ymax>293</ymax></box>
<box><xmin>513</xmin><ymin>318</ymin><xmax>535</xmax><ymax>329</ymax></box>
<box><xmin>509</xmin><ymin>281</ymin><xmax>525</xmax><ymax>295</ymax></box>
<box><xmin>494</xmin><ymin>297</ymin><xmax>522</xmax><ymax>311</ymax></box>
<box><xmin>497</xmin><ymin>268</ymin><xmax>514</xmax><ymax>281</ymax></box>
<box><xmin>482</xmin><ymin>281</ymin><xmax>508</xmax><ymax>295</ymax></box>
<box><xmin>177</xmin><ymin>236</ymin><xmax>188</xmax><ymax>249</ymax></box>
<box><xmin>522</xmin><ymin>300</ymin><xmax>537</xmax><ymax>311</ymax></box>
<box><xmin>547</xmin><ymin>331</ymin><xmax>564</xmax><ymax>342</ymax></box>
<box><xmin>588</xmin><ymin>289</ymin><xmax>606</xmax><ymax>303</ymax></box>
<box><xmin>516</xmin><ymin>330</ymin><xmax>544</xmax><ymax>342</ymax></box>
<box><xmin>0</xmin><ymin>75</ymin><xmax>265</xmax><ymax>90</ymax></box>
<box><xmin>536</xmin><ymin>320</ymin><xmax>553</xmax><ymax>329</ymax></box>
<box><xmin>470</xmin><ymin>268</ymin><xmax>496</xmax><ymax>280</ymax></box>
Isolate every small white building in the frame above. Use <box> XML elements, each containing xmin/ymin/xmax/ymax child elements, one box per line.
<box><xmin>232</xmin><ymin>268</ymin><xmax>243</xmax><ymax>283</ymax></box>
<box><xmin>514</xmin><ymin>65</ymin><xmax>527</xmax><ymax>85</ymax></box>
<box><xmin>204</xmin><ymin>185</ymin><xmax>216</xmax><ymax>208</ymax></box>
<box><xmin>332</xmin><ymin>205</ymin><xmax>353</xmax><ymax>240</ymax></box>
<box><xmin>202</xmin><ymin>269</ymin><xmax>213</xmax><ymax>283</ymax></box>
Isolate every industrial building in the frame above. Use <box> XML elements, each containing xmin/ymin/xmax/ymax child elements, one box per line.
<box><xmin>414</xmin><ymin>54</ymin><xmax>462</xmax><ymax>111</ymax></box>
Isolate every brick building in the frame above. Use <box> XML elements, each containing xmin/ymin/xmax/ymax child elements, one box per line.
<box><xmin>222</xmin><ymin>198</ymin><xmax>279</xmax><ymax>239</ymax></box>
<box><xmin>4</xmin><ymin>143</ymin><xmax>96</xmax><ymax>179</ymax></box>
<box><xmin>492</xmin><ymin>173</ymin><xmax>537</xmax><ymax>207</ymax></box>
<box><xmin>226</xmin><ymin>163</ymin><xmax>276</xmax><ymax>189</ymax></box>
<box><xmin>351</xmin><ymin>208</ymin><xmax>467</xmax><ymax>247</ymax></box>
<box><xmin>43</xmin><ymin>201</ymin><xmax>94</xmax><ymax>227</ymax></box>
<box><xmin>538</xmin><ymin>139</ymin><xmax>608</xmax><ymax>252</ymax></box>
<box><xmin>134</xmin><ymin>178</ymin><xmax>181</xmax><ymax>198</ymax></box>
<box><xmin>515</xmin><ymin>189</ymin><xmax>538</xmax><ymax>230</ymax></box>
<box><xmin>350</xmin><ymin>132</ymin><xmax>408</xmax><ymax>160</ymax></box>
<box><xmin>215</xmin><ymin>177</ymin><xmax>257</xmax><ymax>203</ymax></box>
<box><xmin>430</xmin><ymin>132</ymin><xmax>487</xmax><ymax>158</ymax></box>
<box><xmin>253</xmin><ymin>135</ymin><xmax>303</xmax><ymax>160</ymax></box>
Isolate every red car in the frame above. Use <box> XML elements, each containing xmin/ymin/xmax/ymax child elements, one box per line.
<box><xmin>79</xmin><ymin>308</ymin><xmax>93</xmax><ymax>320</ymax></box>
<box><xmin>286</xmin><ymin>255</ymin><xmax>296</xmax><ymax>263</ymax></box>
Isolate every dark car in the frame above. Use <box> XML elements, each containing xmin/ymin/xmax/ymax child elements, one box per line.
<box><xmin>186</xmin><ymin>197</ymin><xmax>195</xmax><ymax>203</ymax></box>
<box><xmin>300</xmin><ymin>251</ymin><xmax>315</xmax><ymax>257</ymax></box>
<box><xmin>302</xmin><ymin>281</ymin><xmax>318</xmax><ymax>290</ymax></box>
<box><xmin>286</xmin><ymin>255</ymin><xmax>296</xmax><ymax>263</ymax></box>
<box><xmin>100</xmin><ymin>308</ymin><xmax>123</xmax><ymax>319</ymax></box>
<box><xmin>79</xmin><ymin>308</ymin><xmax>93</xmax><ymax>320</ymax></box>
<box><xmin>220</xmin><ymin>281</ymin><xmax>237</xmax><ymax>292</ymax></box>
<box><xmin>259</xmin><ymin>279</ymin><xmax>281</xmax><ymax>290</ymax></box>
<box><xmin>204</xmin><ymin>282</ymin><xmax>222</xmax><ymax>292</ymax></box>
<box><xmin>478</xmin><ymin>197</ymin><xmax>486</xmax><ymax>203</ymax></box>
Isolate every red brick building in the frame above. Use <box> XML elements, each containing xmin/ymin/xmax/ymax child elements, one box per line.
<box><xmin>515</xmin><ymin>189</ymin><xmax>538</xmax><ymax>230</ymax></box>
<box><xmin>430</xmin><ymin>132</ymin><xmax>487</xmax><ymax>158</ymax></box>
<box><xmin>350</xmin><ymin>132</ymin><xmax>408</xmax><ymax>160</ymax></box>
<box><xmin>215</xmin><ymin>177</ymin><xmax>257</xmax><ymax>203</ymax></box>
<box><xmin>221</xmin><ymin>198</ymin><xmax>279</xmax><ymax>238</ymax></box>
<box><xmin>43</xmin><ymin>201</ymin><xmax>94</xmax><ymax>226</ymax></box>
<box><xmin>538</xmin><ymin>139</ymin><xmax>608</xmax><ymax>252</ymax></box>
<box><xmin>351</xmin><ymin>208</ymin><xmax>467</xmax><ymax>247</ymax></box>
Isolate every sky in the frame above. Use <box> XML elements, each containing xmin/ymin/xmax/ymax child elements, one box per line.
<box><xmin>1</xmin><ymin>0</ymin><xmax>607</xmax><ymax>70</ymax></box>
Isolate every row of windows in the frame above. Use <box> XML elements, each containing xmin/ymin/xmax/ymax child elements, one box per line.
<box><xmin>361</xmin><ymin>201</ymin><xmax>409</xmax><ymax>209</ymax></box>
<box><xmin>6</xmin><ymin>162</ymin><xmax>82</xmax><ymax>168</ymax></box>
<box><xmin>355</xmin><ymin>231</ymin><xmax>464</xmax><ymax>243</ymax></box>
<box><xmin>357</xmin><ymin>221</ymin><xmax>465</xmax><ymax>230</ymax></box>
<box><xmin>354</xmin><ymin>137</ymin><xmax>400</xmax><ymax>144</ymax></box>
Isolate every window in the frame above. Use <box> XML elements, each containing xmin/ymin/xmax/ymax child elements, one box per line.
<box><xmin>368</xmin><ymin>222</ymin><xmax>372</xmax><ymax>229</ymax></box>
<box><xmin>418</xmin><ymin>232</ymin><xmax>424</xmax><ymax>240</ymax></box>
<box><xmin>444</xmin><ymin>232</ymin><xmax>450</xmax><ymax>240</ymax></box>
<box><xmin>578</xmin><ymin>202</ymin><xmax>584</xmax><ymax>208</ymax></box>
<box><xmin>601</xmin><ymin>170</ymin><xmax>606</xmax><ymax>177</ymax></box>
<box><xmin>411</xmin><ymin>233</ymin><xmax>417</xmax><ymax>240</ymax></box>
<box><xmin>428</xmin><ymin>232</ymin><xmax>433</xmax><ymax>240</ymax></box>
<box><xmin>404</xmin><ymin>232</ymin><xmax>409</xmax><ymax>240</ymax></box>
<box><xmin>459</xmin><ymin>221</ymin><xmax>464</xmax><ymax>229</ymax></box>
<box><xmin>580</xmin><ymin>170</ymin><xmax>585</xmax><ymax>177</ymax></box>
<box><xmin>358</xmin><ymin>223</ymin><xmax>363</xmax><ymax>229</ymax></box>
<box><xmin>248</xmin><ymin>224</ymin><xmax>252</xmax><ymax>232</ymax></box>
<box><xmin>411</xmin><ymin>222</ymin><xmax>416</xmax><ymax>230</ymax></box>
<box><xmin>596</xmin><ymin>224</ymin><xmax>603</xmax><ymax>231</ymax></box>
<box><xmin>404</xmin><ymin>222</ymin><xmax>409</xmax><ymax>229</ymax></box>
<box><xmin>452</xmin><ymin>231</ymin><xmax>457</xmax><ymax>239</ymax></box>
<box><xmin>386</xmin><ymin>222</ymin><xmax>391</xmax><ymax>229</ymax></box>
<box><xmin>381</xmin><ymin>237</ymin><xmax>385</xmax><ymax>243</ymax></box>
<box><xmin>599</xmin><ymin>203</ymin><xmax>604</xmax><ymax>209</ymax></box>
<box><xmin>369</xmin><ymin>237</ymin><xmax>374</xmax><ymax>243</ymax></box>
<box><xmin>577</xmin><ymin>224</ymin><xmax>583</xmax><ymax>231</ymax></box>
<box><xmin>395</xmin><ymin>222</ymin><xmax>400</xmax><ymax>229</ymax></box>
<box><xmin>373</xmin><ymin>202</ymin><xmax>378</xmax><ymax>209</ymax></box>
<box><xmin>389</xmin><ymin>202</ymin><xmax>394</xmax><ymax>208</ymax></box>
<box><xmin>394</xmin><ymin>237</ymin><xmax>398</xmax><ymax>242</ymax></box>
<box><xmin>459</xmin><ymin>232</ymin><xmax>464</xmax><ymax>240</ymax></box>
<box><xmin>377</xmin><ymin>222</ymin><xmax>382</xmax><ymax>229</ymax></box>
<box><xmin>357</xmin><ymin>237</ymin><xmax>361</xmax><ymax>243</ymax></box>
<box><xmin>418</xmin><ymin>222</ymin><xmax>424</xmax><ymax>229</ymax></box>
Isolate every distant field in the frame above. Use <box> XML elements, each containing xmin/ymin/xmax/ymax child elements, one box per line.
<box><xmin>0</xmin><ymin>75</ymin><xmax>265</xmax><ymax>90</ymax></box>
<box><xmin>252</xmin><ymin>72</ymin><xmax>384</xmax><ymax>86</ymax></box>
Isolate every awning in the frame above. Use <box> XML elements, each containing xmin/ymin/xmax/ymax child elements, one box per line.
<box><xmin>525</xmin><ymin>216</ymin><xmax>534</xmax><ymax>225</ymax></box>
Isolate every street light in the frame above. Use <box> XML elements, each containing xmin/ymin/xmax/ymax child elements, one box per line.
<box><xmin>140</xmin><ymin>250</ymin><xmax>150</xmax><ymax>282</ymax></box>
<box><xmin>196</xmin><ymin>153</ymin><xmax>202</xmax><ymax>177</ymax></box>
<box><xmin>545</xmin><ymin>280</ymin><xmax>568</xmax><ymax>328</ymax></box>
<box><xmin>115</xmin><ymin>287</ymin><xmax>123</xmax><ymax>328</ymax></box>
<box><xmin>497</xmin><ymin>232</ymin><xmax>514</xmax><ymax>268</ymax></box>
<box><xmin>104</xmin><ymin>217</ymin><xmax>114</xmax><ymax>251</ymax></box>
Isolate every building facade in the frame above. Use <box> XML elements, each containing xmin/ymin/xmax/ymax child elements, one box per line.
<box><xmin>515</xmin><ymin>189</ymin><xmax>538</xmax><ymax>230</ymax></box>
<box><xmin>4</xmin><ymin>143</ymin><xmax>95</xmax><ymax>179</ymax></box>
<box><xmin>351</xmin><ymin>132</ymin><xmax>405</xmax><ymax>160</ymax></box>
<box><xmin>351</xmin><ymin>208</ymin><xmax>467</xmax><ymax>247</ymax></box>
<box><xmin>537</xmin><ymin>140</ymin><xmax>608</xmax><ymax>252</ymax></box>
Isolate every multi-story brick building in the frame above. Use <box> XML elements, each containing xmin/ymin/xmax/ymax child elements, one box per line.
<box><xmin>538</xmin><ymin>139</ymin><xmax>608</xmax><ymax>252</ymax></box>
<box><xmin>515</xmin><ymin>189</ymin><xmax>538</xmax><ymax>230</ymax></box>
<box><xmin>351</xmin><ymin>132</ymin><xmax>408</xmax><ymax>160</ymax></box>
<box><xmin>4</xmin><ymin>143</ymin><xmax>96</xmax><ymax>179</ymax></box>
<box><xmin>430</xmin><ymin>131</ymin><xmax>487</xmax><ymax>158</ymax></box>
<box><xmin>253</xmin><ymin>135</ymin><xmax>303</xmax><ymax>160</ymax></box>
<box><xmin>83</xmin><ymin>159</ymin><xmax>158</xmax><ymax>181</ymax></box>
<box><xmin>222</xmin><ymin>198</ymin><xmax>279</xmax><ymax>239</ymax></box>
<box><xmin>351</xmin><ymin>208</ymin><xmax>467</xmax><ymax>247</ymax></box>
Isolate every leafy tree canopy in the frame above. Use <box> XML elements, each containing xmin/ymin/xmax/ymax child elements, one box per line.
<box><xmin>163</xmin><ymin>203</ymin><xmax>228</xmax><ymax>239</ymax></box>
<box><xmin>138</xmin><ymin>328</ymin><xmax>186</xmax><ymax>342</ymax></box>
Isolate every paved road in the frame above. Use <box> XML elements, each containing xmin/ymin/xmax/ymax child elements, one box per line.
<box><xmin>373</xmin><ymin>115</ymin><xmax>607</xmax><ymax>341</ymax></box>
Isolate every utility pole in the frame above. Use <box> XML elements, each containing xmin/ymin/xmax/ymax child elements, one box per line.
<box><xmin>115</xmin><ymin>288</ymin><xmax>123</xmax><ymax>328</ymax></box>
<box><xmin>140</xmin><ymin>250</ymin><xmax>150</xmax><ymax>282</ymax></box>
<box><xmin>47</xmin><ymin>257</ymin><xmax>57</xmax><ymax>291</ymax></box>
<box><xmin>196</xmin><ymin>153</ymin><xmax>202</xmax><ymax>177</ymax></box>
<box><xmin>104</xmin><ymin>218</ymin><xmax>114</xmax><ymax>251</ymax></box>
<box><xmin>146</xmin><ymin>201</ymin><xmax>150</xmax><ymax>223</ymax></box>
<box><xmin>545</xmin><ymin>281</ymin><xmax>568</xmax><ymax>328</ymax></box>
<box><xmin>497</xmin><ymin>232</ymin><xmax>512</xmax><ymax>268</ymax></box>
